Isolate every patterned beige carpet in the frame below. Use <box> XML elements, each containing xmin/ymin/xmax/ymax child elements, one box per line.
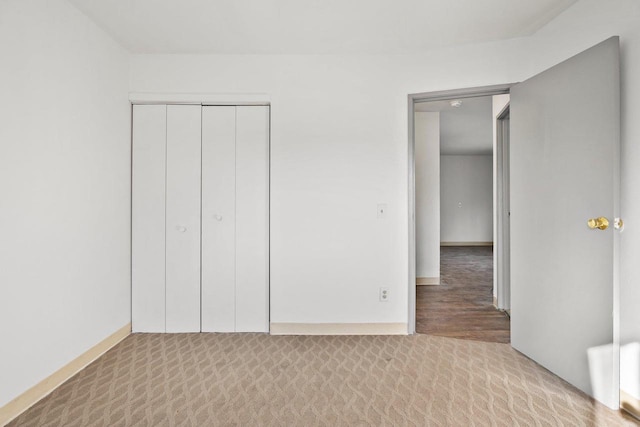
<box><xmin>8</xmin><ymin>333</ymin><xmax>639</xmax><ymax>426</ymax></box>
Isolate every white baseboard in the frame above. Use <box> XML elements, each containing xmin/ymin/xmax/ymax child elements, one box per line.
<box><xmin>440</xmin><ymin>242</ymin><xmax>494</xmax><ymax>247</ymax></box>
<box><xmin>621</xmin><ymin>389</ymin><xmax>640</xmax><ymax>420</ymax></box>
<box><xmin>0</xmin><ymin>323</ymin><xmax>131</xmax><ymax>427</ymax></box>
<box><xmin>416</xmin><ymin>277</ymin><xmax>440</xmax><ymax>285</ymax></box>
<box><xmin>270</xmin><ymin>322</ymin><xmax>408</xmax><ymax>336</ymax></box>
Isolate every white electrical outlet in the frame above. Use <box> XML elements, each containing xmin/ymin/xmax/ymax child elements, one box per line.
<box><xmin>379</xmin><ymin>287</ymin><xmax>389</xmax><ymax>302</ymax></box>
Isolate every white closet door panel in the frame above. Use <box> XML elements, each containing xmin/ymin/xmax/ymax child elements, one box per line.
<box><xmin>166</xmin><ymin>105</ymin><xmax>201</xmax><ymax>333</ymax></box>
<box><xmin>235</xmin><ymin>106</ymin><xmax>269</xmax><ymax>332</ymax></box>
<box><xmin>201</xmin><ymin>106</ymin><xmax>236</xmax><ymax>332</ymax></box>
<box><xmin>132</xmin><ymin>105</ymin><xmax>167</xmax><ymax>333</ymax></box>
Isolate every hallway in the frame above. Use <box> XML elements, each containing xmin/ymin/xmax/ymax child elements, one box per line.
<box><xmin>416</xmin><ymin>246</ymin><xmax>510</xmax><ymax>343</ymax></box>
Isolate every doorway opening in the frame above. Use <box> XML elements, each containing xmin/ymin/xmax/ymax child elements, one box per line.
<box><xmin>408</xmin><ymin>85</ymin><xmax>512</xmax><ymax>342</ymax></box>
<box><xmin>407</xmin><ymin>38</ymin><xmax>622</xmax><ymax>410</ymax></box>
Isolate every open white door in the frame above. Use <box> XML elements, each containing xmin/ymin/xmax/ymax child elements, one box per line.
<box><xmin>510</xmin><ymin>37</ymin><xmax>620</xmax><ymax>408</ymax></box>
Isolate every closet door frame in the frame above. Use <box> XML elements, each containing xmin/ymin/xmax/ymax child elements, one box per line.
<box><xmin>130</xmin><ymin>96</ymin><xmax>271</xmax><ymax>334</ymax></box>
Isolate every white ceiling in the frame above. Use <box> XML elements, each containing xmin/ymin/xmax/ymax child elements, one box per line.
<box><xmin>68</xmin><ymin>0</ymin><xmax>577</xmax><ymax>54</ymax></box>
<box><xmin>416</xmin><ymin>96</ymin><xmax>494</xmax><ymax>155</ymax></box>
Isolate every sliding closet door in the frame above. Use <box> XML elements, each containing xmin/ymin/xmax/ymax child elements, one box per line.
<box><xmin>165</xmin><ymin>105</ymin><xmax>201</xmax><ymax>332</ymax></box>
<box><xmin>201</xmin><ymin>107</ymin><xmax>236</xmax><ymax>332</ymax></box>
<box><xmin>235</xmin><ymin>106</ymin><xmax>269</xmax><ymax>332</ymax></box>
<box><xmin>132</xmin><ymin>105</ymin><xmax>166</xmax><ymax>333</ymax></box>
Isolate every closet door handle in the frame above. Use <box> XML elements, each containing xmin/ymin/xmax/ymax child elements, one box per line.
<box><xmin>175</xmin><ymin>225</ymin><xmax>187</xmax><ymax>233</ymax></box>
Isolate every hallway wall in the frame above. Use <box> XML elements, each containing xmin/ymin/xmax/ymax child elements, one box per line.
<box><xmin>415</xmin><ymin>112</ymin><xmax>440</xmax><ymax>278</ymax></box>
<box><xmin>440</xmin><ymin>155</ymin><xmax>493</xmax><ymax>244</ymax></box>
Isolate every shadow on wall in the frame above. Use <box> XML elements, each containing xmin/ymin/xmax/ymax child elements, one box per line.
<box><xmin>587</xmin><ymin>342</ymin><xmax>640</xmax><ymax>412</ymax></box>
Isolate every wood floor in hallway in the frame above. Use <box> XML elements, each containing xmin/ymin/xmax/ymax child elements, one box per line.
<box><xmin>416</xmin><ymin>246</ymin><xmax>510</xmax><ymax>343</ymax></box>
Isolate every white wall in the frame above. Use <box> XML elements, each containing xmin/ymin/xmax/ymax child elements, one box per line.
<box><xmin>129</xmin><ymin>41</ymin><xmax>524</xmax><ymax>324</ymax></box>
<box><xmin>440</xmin><ymin>155</ymin><xmax>493</xmax><ymax>243</ymax></box>
<box><xmin>128</xmin><ymin>0</ymin><xmax>640</xmax><ymax>329</ymax></box>
<box><xmin>0</xmin><ymin>0</ymin><xmax>131</xmax><ymax>407</ymax></box>
<box><xmin>415</xmin><ymin>112</ymin><xmax>440</xmax><ymax>279</ymax></box>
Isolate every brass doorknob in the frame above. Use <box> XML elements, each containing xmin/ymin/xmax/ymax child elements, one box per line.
<box><xmin>587</xmin><ymin>217</ymin><xmax>609</xmax><ymax>230</ymax></box>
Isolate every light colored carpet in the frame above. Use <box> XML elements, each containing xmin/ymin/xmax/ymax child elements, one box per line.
<box><xmin>8</xmin><ymin>333</ymin><xmax>639</xmax><ymax>426</ymax></box>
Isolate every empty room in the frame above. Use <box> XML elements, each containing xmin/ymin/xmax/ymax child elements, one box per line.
<box><xmin>1</xmin><ymin>0</ymin><xmax>640</xmax><ymax>425</ymax></box>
